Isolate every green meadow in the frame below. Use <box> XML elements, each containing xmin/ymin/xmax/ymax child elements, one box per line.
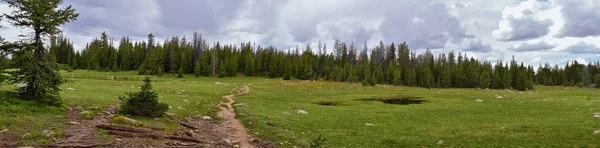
<box><xmin>2</xmin><ymin>70</ymin><xmax>600</xmax><ymax>147</ymax></box>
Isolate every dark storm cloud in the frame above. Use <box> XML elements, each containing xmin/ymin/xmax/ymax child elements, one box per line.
<box><xmin>461</xmin><ymin>39</ymin><xmax>492</xmax><ymax>53</ymax></box>
<box><xmin>496</xmin><ymin>16</ymin><xmax>552</xmax><ymax>41</ymax></box>
<box><xmin>62</xmin><ymin>0</ymin><xmax>162</xmax><ymax>38</ymax></box>
<box><xmin>554</xmin><ymin>0</ymin><xmax>600</xmax><ymax>38</ymax></box>
<box><xmin>508</xmin><ymin>41</ymin><xmax>555</xmax><ymax>52</ymax></box>
<box><xmin>380</xmin><ymin>2</ymin><xmax>474</xmax><ymax>50</ymax></box>
<box><xmin>156</xmin><ymin>1</ymin><xmax>243</xmax><ymax>35</ymax></box>
<box><xmin>564</xmin><ymin>42</ymin><xmax>600</xmax><ymax>54</ymax></box>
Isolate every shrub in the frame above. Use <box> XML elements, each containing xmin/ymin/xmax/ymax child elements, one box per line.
<box><xmin>177</xmin><ymin>67</ymin><xmax>184</xmax><ymax>78</ymax></box>
<box><xmin>118</xmin><ymin>77</ymin><xmax>168</xmax><ymax>117</ymax></box>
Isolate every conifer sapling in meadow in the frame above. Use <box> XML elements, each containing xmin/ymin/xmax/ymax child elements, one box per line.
<box><xmin>118</xmin><ymin>77</ymin><xmax>169</xmax><ymax>117</ymax></box>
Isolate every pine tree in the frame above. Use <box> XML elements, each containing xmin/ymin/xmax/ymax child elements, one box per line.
<box><xmin>194</xmin><ymin>61</ymin><xmax>201</xmax><ymax>77</ymax></box>
<box><xmin>362</xmin><ymin>72</ymin><xmax>371</xmax><ymax>86</ymax></box>
<box><xmin>595</xmin><ymin>75</ymin><xmax>600</xmax><ymax>88</ymax></box>
<box><xmin>375</xmin><ymin>64</ymin><xmax>384</xmax><ymax>84</ymax></box>
<box><xmin>348</xmin><ymin>65</ymin><xmax>358</xmax><ymax>82</ymax></box>
<box><xmin>218</xmin><ymin>61</ymin><xmax>227</xmax><ymax>78</ymax></box>
<box><xmin>423</xmin><ymin>68</ymin><xmax>433</xmax><ymax>88</ymax></box>
<box><xmin>392</xmin><ymin>67</ymin><xmax>402</xmax><ymax>86</ymax></box>
<box><xmin>406</xmin><ymin>68</ymin><xmax>417</xmax><ymax>86</ymax></box>
<box><xmin>284</xmin><ymin>59</ymin><xmax>292</xmax><ymax>80</ymax></box>
<box><xmin>201</xmin><ymin>50</ymin><xmax>212</xmax><ymax>76</ymax></box>
<box><xmin>4</xmin><ymin>0</ymin><xmax>78</xmax><ymax>105</ymax></box>
<box><xmin>479</xmin><ymin>70</ymin><xmax>491</xmax><ymax>88</ymax></box>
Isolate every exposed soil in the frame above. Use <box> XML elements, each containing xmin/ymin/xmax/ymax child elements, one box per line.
<box><xmin>218</xmin><ymin>86</ymin><xmax>254</xmax><ymax>148</ymax></box>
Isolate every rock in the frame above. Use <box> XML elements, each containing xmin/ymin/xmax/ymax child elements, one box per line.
<box><xmin>593</xmin><ymin>112</ymin><xmax>600</xmax><ymax>115</ymax></box>
<box><xmin>505</xmin><ymin>89</ymin><xmax>512</xmax><ymax>92</ymax></box>
<box><xmin>283</xmin><ymin>112</ymin><xmax>291</xmax><ymax>115</ymax></box>
<box><xmin>0</xmin><ymin>129</ymin><xmax>7</xmax><ymax>133</ymax></box>
<box><xmin>202</xmin><ymin>116</ymin><xmax>212</xmax><ymax>120</ymax></box>
<box><xmin>183</xmin><ymin>100</ymin><xmax>188</xmax><ymax>102</ymax></box>
<box><xmin>297</xmin><ymin>109</ymin><xmax>308</xmax><ymax>114</ymax></box>
<box><xmin>233</xmin><ymin>144</ymin><xmax>240</xmax><ymax>148</ymax></box>
<box><xmin>594</xmin><ymin>115</ymin><xmax>600</xmax><ymax>118</ymax></box>
<box><xmin>437</xmin><ymin>140</ymin><xmax>444</xmax><ymax>145</ymax></box>
<box><xmin>55</xmin><ymin>116</ymin><xmax>63</xmax><ymax>118</ymax></box>
<box><xmin>594</xmin><ymin>130</ymin><xmax>600</xmax><ymax>134</ymax></box>
<box><xmin>215</xmin><ymin>82</ymin><xmax>222</xmax><ymax>85</ymax></box>
<box><xmin>66</xmin><ymin>88</ymin><xmax>75</xmax><ymax>91</ymax></box>
<box><xmin>476</xmin><ymin>99</ymin><xmax>483</xmax><ymax>102</ymax></box>
<box><xmin>234</xmin><ymin>103</ymin><xmax>248</xmax><ymax>107</ymax></box>
<box><xmin>42</xmin><ymin>130</ymin><xmax>54</xmax><ymax>137</ymax></box>
<box><xmin>497</xmin><ymin>96</ymin><xmax>503</xmax><ymax>99</ymax></box>
<box><xmin>365</xmin><ymin>123</ymin><xmax>374</xmax><ymax>126</ymax></box>
<box><xmin>67</xmin><ymin>121</ymin><xmax>80</xmax><ymax>125</ymax></box>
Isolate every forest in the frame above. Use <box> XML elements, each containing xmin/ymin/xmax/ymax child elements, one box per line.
<box><xmin>48</xmin><ymin>32</ymin><xmax>600</xmax><ymax>91</ymax></box>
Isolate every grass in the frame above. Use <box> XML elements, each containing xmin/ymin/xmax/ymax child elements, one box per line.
<box><xmin>2</xmin><ymin>70</ymin><xmax>600</xmax><ymax>147</ymax></box>
<box><xmin>234</xmin><ymin>80</ymin><xmax>600</xmax><ymax>147</ymax></box>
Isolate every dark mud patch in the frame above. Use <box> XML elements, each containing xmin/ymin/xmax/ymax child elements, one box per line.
<box><xmin>315</xmin><ymin>101</ymin><xmax>342</xmax><ymax>106</ymax></box>
<box><xmin>359</xmin><ymin>97</ymin><xmax>426</xmax><ymax>105</ymax></box>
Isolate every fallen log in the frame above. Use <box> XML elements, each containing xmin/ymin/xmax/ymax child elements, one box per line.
<box><xmin>47</xmin><ymin>142</ymin><xmax>113</xmax><ymax>148</ymax></box>
<box><xmin>166</xmin><ymin>114</ymin><xmax>199</xmax><ymax>130</ymax></box>
<box><xmin>164</xmin><ymin>135</ymin><xmax>202</xmax><ymax>143</ymax></box>
<box><xmin>97</xmin><ymin>123</ymin><xmax>202</xmax><ymax>143</ymax></box>
<box><xmin>96</xmin><ymin>124</ymin><xmax>153</xmax><ymax>133</ymax></box>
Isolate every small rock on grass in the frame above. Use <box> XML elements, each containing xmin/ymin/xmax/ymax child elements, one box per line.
<box><xmin>67</xmin><ymin>121</ymin><xmax>80</xmax><ymax>125</ymax></box>
<box><xmin>0</xmin><ymin>129</ymin><xmax>7</xmax><ymax>133</ymax></box>
<box><xmin>297</xmin><ymin>110</ymin><xmax>308</xmax><ymax>114</ymax></box>
<box><xmin>365</xmin><ymin>123</ymin><xmax>374</xmax><ymax>126</ymax></box>
<box><xmin>594</xmin><ymin>130</ymin><xmax>600</xmax><ymax>134</ymax></box>
<box><xmin>202</xmin><ymin>116</ymin><xmax>212</xmax><ymax>120</ymax></box>
<box><xmin>594</xmin><ymin>114</ymin><xmax>600</xmax><ymax>118</ymax></box>
<box><xmin>476</xmin><ymin>99</ymin><xmax>483</xmax><ymax>102</ymax></box>
<box><xmin>234</xmin><ymin>103</ymin><xmax>248</xmax><ymax>107</ymax></box>
<box><xmin>283</xmin><ymin>112</ymin><xmax>291</xmax><ymax>115</ymax></box>
<box><xmin>437</xmin><ymin>140</ymin><xmax>444</xmax><ymax>144</ymax></box>
<box><xmin>66</xmin><ymin>88</ymin><xmax>75</xmax><ymax>91</ymax></box>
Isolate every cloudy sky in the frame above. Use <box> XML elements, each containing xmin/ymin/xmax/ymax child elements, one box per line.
<box><xmin>1</xmin><ymin>0</ymin><xmax>600</xmax><ymax>67</ymax></box>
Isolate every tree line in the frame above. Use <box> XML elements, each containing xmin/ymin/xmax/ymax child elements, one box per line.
<box><xmin>45</xmin><ymin>32</ymin><xmax>600</xmax><ymax>91</ymax></box>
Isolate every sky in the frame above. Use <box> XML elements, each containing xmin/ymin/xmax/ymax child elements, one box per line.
<box><xmin>1</xmin><ymin>0</ymin><xmax>600</xmax><ymax>67</ymax></box>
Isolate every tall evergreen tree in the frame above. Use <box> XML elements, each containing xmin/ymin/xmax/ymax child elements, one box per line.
<box><xmin>4</xmin><ymin>0</ymin><xmax>78</xmax><ymax>105</ymax></box>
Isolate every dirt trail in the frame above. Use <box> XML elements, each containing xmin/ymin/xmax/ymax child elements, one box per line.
<box><xmin>217</xmin><ymin>86</ymin><xmax>254</xmax><ymax>148</ymax></box>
